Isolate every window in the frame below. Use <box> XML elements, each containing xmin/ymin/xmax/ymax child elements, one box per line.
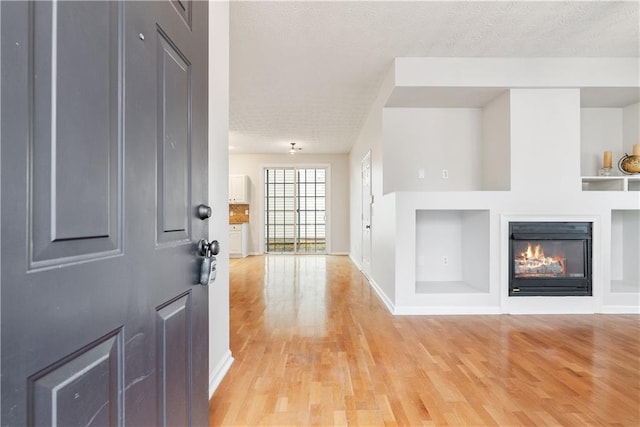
<box><xmin>264</xmin><ymin>168</ymin><xmax>326</xmax><ymax>253</ymax></box>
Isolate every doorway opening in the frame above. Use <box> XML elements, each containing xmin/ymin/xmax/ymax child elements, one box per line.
<box><xmin>264</xmin><ymin>168</ymin><xmax>327</xmax><ymax>253</ymax></box>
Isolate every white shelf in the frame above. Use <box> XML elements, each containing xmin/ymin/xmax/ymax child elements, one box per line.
<box><xmin>416</xmin><ymin>281</ymin><xmax>487</xmax><ymax>294</ymax></box>
<box><xmin>581</xmin><ymin>176</ymin><xmax>640</xmax><ymax>191</ymax></box>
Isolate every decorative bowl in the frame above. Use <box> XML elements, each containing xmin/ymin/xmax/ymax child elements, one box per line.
<box><xmin>618</xmin><ymin>154</ymin><xmax>640</xmax><ymax>174</ymax></box>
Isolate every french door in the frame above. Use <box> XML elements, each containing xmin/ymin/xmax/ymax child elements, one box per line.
<box><xmin>264</xmin><ymin>167</ymin><xmax>327</xmax><ymax>253</ymax></box>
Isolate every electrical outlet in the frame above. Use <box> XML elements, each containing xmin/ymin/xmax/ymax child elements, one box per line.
<box><xmin>418</xmin><ymin>168</ymin><xmax>425</xmax><ymax>179</ymax></box>
<box><xmin>443</xmin><ymin>256</ymin><xmax>448</xmax><ymax>265</ymax></box>
<box><xmin>442</xmin><ymin>169</ymin><xmax>449</xmax><ymax>179</ymax></box>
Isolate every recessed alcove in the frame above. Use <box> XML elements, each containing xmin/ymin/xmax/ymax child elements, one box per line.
<box><xmin>415</xmin><ymin>209</ymin><xmax>490</xmax><ymax>294</ymax></box>
<box><xmin>580</xmin><ymin>88</ymin><xmax>639</xmax><ymax>182</ymax></box>
<box><xmin>383</xmin><ymin>90</ymin><xmax>510</xmax><ymax>193</ymax></box>
<box><xmin>610</xmin><ymin>210</ymin><xmax>640</xmax><ymax>293</ymax></box>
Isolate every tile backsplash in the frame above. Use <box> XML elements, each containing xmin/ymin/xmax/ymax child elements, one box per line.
<box><xmin>229</xmin><ymin>204</ymin><xmax>249</xmax><ymax>223</ymax></box>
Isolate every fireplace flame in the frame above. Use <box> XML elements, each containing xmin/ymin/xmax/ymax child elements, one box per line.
<box><xmin>524</xmin><ymin>244</ymin><xmax>545</xmax><ymax>260</ymax></box>
<box><xmin>516</xmin><ymin>243</ymin><xmax>566</xmax><ymax>277</ymax></box>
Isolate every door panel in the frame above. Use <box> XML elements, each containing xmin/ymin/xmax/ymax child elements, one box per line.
<box><xmin>31</xmin><ymin>0</ymin><xmax>122</xmax><ymax>266</ymax></box>
<box><xmin>157</xmin><ymin>293</ymin><xmax>192</xmax><ymax>427</ymax></box>
<box><xmin>29</xmin><ymin>329</ymin><xmax>123</xmax><ymax>426</ymax></box>
<box><xmin>171</xmin><ymin>0</ymin><xmax>192</xmax><ymax>29</ymax></box>
<box><xmin>157</xmin><ymin>29</ymin><xmax>191</xmax><ymax>242</ymax></box>
<box><xmin>1</xmin><ymin>1</ymin><xmax>209</xmax><ymax>426</ymax></box>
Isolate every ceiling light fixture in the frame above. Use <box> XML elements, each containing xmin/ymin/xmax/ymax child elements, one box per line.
<box><xmin>289</xmin><ymin>142</ymin><xmax>301</xmax><ymax>155</ymax></box>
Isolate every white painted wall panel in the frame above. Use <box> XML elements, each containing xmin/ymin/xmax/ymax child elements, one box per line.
<box><xmin>510</xmin><ymin>89</ymin><xmax>581</xmax><ymax>193</ymax></box>
<box><xmin>482</xmin><ymin>91</ymin><xmax>511</xmax><ymax>190</ymax></box>
<box><xmin>383</xmin><ymin>108</ymin><xmax>482</xmax><ymax>192</ymax></box>
<box><xmin>581</xmin><ymin>108</ymin><xmax>622</xmax><ymax>176</ymax></box>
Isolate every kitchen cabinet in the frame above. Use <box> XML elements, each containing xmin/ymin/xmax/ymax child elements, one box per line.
<box><xmin>229</xmin><ymin>223</ymin><xmax>248</xmax><ymax>258</ymax></box>
<box><xmin>229</xmin><ymin>175</ymin><xmax>249</xmax><ymax>203</ymax></box>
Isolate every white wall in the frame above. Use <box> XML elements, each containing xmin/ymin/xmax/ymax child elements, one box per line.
<box><xmin>349</xmin><ymin>67</ymin><xmax>397</xmax><ymax>309</ymax></box>
<box><xmin>383</xmin><ymin>108</ymin><xmax>482</xmax><ymax>192</ymax></box>
<box><xmin>580</xmin><ymin>102</ymin><xmax>639</xmax><ymax>176</ymax></box>
<box><xmin>510</xmin><ymin>89</ymin><xmax>581</xmax><ymax>193</ymax></box>
<box><xmin>208</xmin><ymin>0</ymin><xmax>233</xmax><ymax>397</ymax></box>
<box><xmin>228</xmin><ymin>153</ymin><xmax>350</xmax><ymax>254</ymax></box>
<box><xmin>482</xmin><ymin>91</ymin><xmax>511</xmax><ymax>190</ymax></box>
<box><xmin>581</xmin><ymin>108</ymin><xmax>623</xmax><ymax>176</ymax></box>
<box><xmin>416</xmin><ymin>211</ymin><xmax>463</xmax><ymax>282</ymax></box>
<box><xmin>620</xmin><ymin>210</ymin><xmax>640</xmax><ymax>283</ymax></box>
<box><xmin>623</xmin><ymin>102</ymin><xmax>640</xmax><ymax>151</ymax></box>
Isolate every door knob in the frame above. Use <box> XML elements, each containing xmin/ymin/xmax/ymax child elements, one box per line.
<box><xmin>209</xmin><ymin>240</ymin><xmax>220</xmax><ymax>256</ymax></box>
<box><xmin>198</xmin><ymin>239</ymin><xmax>220</xmax><ymax>256</ymax></box>
<box><xmin>197</xmin><ymin>204</ymin><xmax>212</xmax><ymax>220</ymax></box>
<box><xmin>197</xmin><ymin>239</ymin><xmax>220</xmax><ymax>286</ymax></box>
<box><xmin>365</xmin><ymin>225</ymin><xmax>371</xmax><ymax>229</ymax></box>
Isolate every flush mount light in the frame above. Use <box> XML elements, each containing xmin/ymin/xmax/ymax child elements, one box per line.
<box><xmin>289</xmin><ymin>142</ymin><xmax>302</xmax><ymax>155</ymax></box>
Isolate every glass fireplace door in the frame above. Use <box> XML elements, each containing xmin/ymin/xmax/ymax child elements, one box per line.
<box><xmin>509</xmin><ymin>222</ymin><xmax>592</xmax><ymax>296</ymax></box>
<box><xmin>512</xmin><ymin>240</ymin><xmax>586</xmax><ymax>278</ymax></box>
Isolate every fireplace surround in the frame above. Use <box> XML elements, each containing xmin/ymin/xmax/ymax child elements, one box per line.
<box><xmin>509</xmin><ymin>222</ymin><xmax>593</xmax><ymax>297</ymax></box>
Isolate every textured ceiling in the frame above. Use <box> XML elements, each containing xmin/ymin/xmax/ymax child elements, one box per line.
<box><xmin>230</xmin><ymin>1</ymin><xmax>640</xmax><ymax>154</ymax></box>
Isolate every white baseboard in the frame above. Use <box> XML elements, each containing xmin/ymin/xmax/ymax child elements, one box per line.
<box><xmin>349</xmin><ymin>253</ymin><xmax>363</xmax><ymax>271</ymax></box>
<box><xmin>368</xmin><ymin>277</ymin><xmax>396</xmax><ymax>314</ymax></box>
<box><xmin>393</xmin><ymin>306</ymin><xmax>502</xmax><ymax>315</ymax></box>
<box><xmin>209</xmin><ymin>349</ymin><xmax>234</xmax><ymax>398</ymax></box>
<box><xmin>601</xmin><ymin>305</ymin><xmax>640</xmax><ymax>314</ymax></box>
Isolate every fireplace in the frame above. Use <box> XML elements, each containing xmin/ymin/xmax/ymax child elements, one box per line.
<box><xmin>509</xmin><ymin>222</ymin><xmax>592</xmax><ymax>296</ymax></box>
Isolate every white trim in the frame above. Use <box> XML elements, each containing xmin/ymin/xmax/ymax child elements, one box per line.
<box><xmin>394</xmin><ymin>306</ymin><xmax>501</xmax><ymax>315</ymax></box>
<box><xmin>349</xmin><ymin>253</ymin><xmax>363</xmax><ymax>271</ymax></box>
<box><xmin>369</xmin><ymin>277</ymin><xmax>396</xmax><ymax>314</ymax></box>
<box><xmin>208</xmin><ymin>350</ymin><xmax>234</xmax><ymax>398</ymax></box>
<box><xmin>330</xmin><ymin>252</ymin><xmax>349</xmax><ymax>256</ymax></box>
<box><xmin>601</xmin><ymin>305</ymin><xmax>640</xmax><ymax>314</ymax></box>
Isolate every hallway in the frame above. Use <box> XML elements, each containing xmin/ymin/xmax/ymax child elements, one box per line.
<box><xmin>209</xmin><ymin>255</ymin><xmax>639</xmax><ymax>426</ymax></box>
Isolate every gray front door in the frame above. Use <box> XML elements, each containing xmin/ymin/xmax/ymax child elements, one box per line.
<box><xmin>1</xmin><ymin>1</ymin><xmax>209</xmax><ymax>425</ymax></box>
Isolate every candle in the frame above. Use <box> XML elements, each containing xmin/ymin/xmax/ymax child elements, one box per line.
<box><xmin>603</xmin><ymin>151</ymin><xmax>612</xmax><ymax>168</ymax></box>
<box><xmin>633</xmin><ymin>144</ymin><xmax>640</xmax><ymax>156</ymax></box>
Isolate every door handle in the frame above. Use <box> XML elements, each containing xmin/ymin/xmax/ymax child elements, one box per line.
<box><xmin>197</xmin><ymin>204</ymin><xmax>212</xmax><ymax>220</ymax></box>
<box><xmin>198</xmin><ymin>239</ymin><xmax>220</xmax><ymax>256</ymax></box>
<box><xmin>197</xmin><ymin>239</ymin><xmax>220</xmax><ymax>286</ymax></box>
<box><xmin>365</xmin><ymin>225</ymin><xmax>371</xmax><ymax>229</ymax></box>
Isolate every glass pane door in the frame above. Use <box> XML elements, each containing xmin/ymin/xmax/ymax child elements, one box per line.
<box><xmin>264</xmin><ymin>167</ymin><xmax>326</xmax><ymax>253</ymax></box>
<box><xmin>296</xmin><ymin>169</ymin><xmax>326</xmax><ymax>253</ymax></box>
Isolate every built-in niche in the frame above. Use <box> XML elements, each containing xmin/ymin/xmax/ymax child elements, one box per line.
<box><xmin>415</xmin><ymin>210</ymin><xmax>490</xmax><ymax>294</ymax></box>
<box><xmin>383</xmin><ymin>90</ymin><xmax>511</xmax><ymax>193</ymax></box>
<box><xmin>580</xmin><ymin>92</ymin><xmax>639</xmax><ymax>185</ymax></box>
<box><xmin>610</xmin><ymin>210</ymin><xmax>640</xmax><ymax>293</ymax></box>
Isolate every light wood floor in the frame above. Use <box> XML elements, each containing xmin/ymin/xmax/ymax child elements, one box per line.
<box><xmin>209</xmin><ymin>255</ymin><xmax>640</xmax><ymax>426</ymax></box>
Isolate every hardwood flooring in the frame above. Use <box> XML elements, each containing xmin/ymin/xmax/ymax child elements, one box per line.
<box><xmin>209</xmin><ymin>255</ymin><xmax>640</xmax><ymax>426</ymax></box>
